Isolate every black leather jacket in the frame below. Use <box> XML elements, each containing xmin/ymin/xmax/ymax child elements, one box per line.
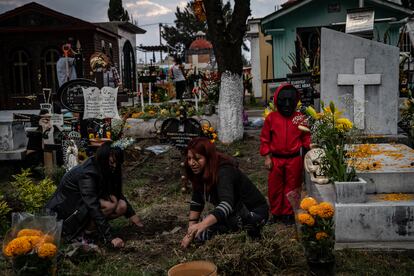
<box><xmin>45</xmin><ymin>157</ymin><xmax>135</xmax><ymax>243</ymax></box>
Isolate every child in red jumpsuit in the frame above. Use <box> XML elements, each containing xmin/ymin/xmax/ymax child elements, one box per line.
<box><xmin>260</xmin><ymin>83</ymin><xmax>310</xmax><ymax>224</ymax></box>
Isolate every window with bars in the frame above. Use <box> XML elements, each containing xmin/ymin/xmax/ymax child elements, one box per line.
<box><xmin>399</xmin><ymin>30</ymin><xmax>413</xmax><ymax>54</ymax></box>
<box><xmin>41</xmin><ymin>48</ymin><xmax>60</xmax><ymax>93</ymax></box>
<box><xmin>11</xmin><ymin>50</ymin><xmax>32</xmax><ymax>95</ymax></box>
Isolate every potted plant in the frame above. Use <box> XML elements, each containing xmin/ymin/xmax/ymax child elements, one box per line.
<box><xmin>297</xmin><ymin>197</ymin><xmax>335</xmax><ymax>275</ymax></box>
<box><xmin>305</xmin><ymin>102</ymin><xmax>366</xmax><ymax>203</ymax></box>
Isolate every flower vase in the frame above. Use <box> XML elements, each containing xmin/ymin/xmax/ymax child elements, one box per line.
<box><xmin>307</xmin><ymin>256</ymin><xmax>335</xmax><ymax>276</ymax></box>
<box><xmin>334</xmin><ymin>178</ymin><xmax>367</xmax><ymax>203</ymax></box>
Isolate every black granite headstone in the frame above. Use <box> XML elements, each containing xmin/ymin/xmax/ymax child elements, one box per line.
<box><xmin>160</xmin><ymin>118</ymin><xmax>202</xmax><ymax>150</ymax></box>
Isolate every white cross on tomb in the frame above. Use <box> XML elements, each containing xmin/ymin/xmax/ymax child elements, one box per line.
<box><xmin>337</xmin><ymin>58</ymin><xmax>381</xmax><ymax>129</ymax></box>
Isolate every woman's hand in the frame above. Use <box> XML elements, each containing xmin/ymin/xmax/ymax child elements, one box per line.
<box><xmin>265</xmin><ymin>155</ymin><xmax>273</xmax><ymax>170</ymax></box>
<box><xmin>187</xmin><ymin>221</ymin><xmax>208</xmax><ymax>239</ymax></box>
<box><xmin>129</xmin><ymin>214</ymin><xmax>144</xmax><ymax>228</ymax></box>
<box><xmin>181</xmin><ymin>232</ymin><xmax>195</xmax><ymax>249</ymax></box>
<box><xmin>111</xmin><ymin>237</ymin><xmax>125</xmax><ymax>248</ymax></box>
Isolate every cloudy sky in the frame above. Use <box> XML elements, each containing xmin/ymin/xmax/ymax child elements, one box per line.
<box><xmin>0</xmin><ymin>0</ymin><xmax>284</xmax><ymax>61</ymax></box>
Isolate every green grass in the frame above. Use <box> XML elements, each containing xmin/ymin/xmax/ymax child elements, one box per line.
<box><xmin>1</xmin><ymin>138</ymin><xmax>414</xmax><ymax>275</ymax></box>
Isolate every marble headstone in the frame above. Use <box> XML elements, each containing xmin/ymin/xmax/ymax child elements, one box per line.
<box><xmin>321</xmin><ymin>28</ymin><xmax>399</xmax><ymax>135</ymax></box>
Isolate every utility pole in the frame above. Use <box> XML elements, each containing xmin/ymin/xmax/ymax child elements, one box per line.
<box><xmin>159</xmin><ymin>23</ymin><xmax>163</xmax><ymax>63</ymax></box>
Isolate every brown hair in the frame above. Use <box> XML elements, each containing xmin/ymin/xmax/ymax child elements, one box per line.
<box><xmin>185</xmin><ymin>137</ymin><xmax>233</xmax><ymax>193</ymax></box>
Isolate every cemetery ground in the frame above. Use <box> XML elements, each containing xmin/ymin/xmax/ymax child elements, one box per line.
<box><xmin>0</xmin><ymin>134</ymin><xmax>414</xmax><ymax>275</ymax></box>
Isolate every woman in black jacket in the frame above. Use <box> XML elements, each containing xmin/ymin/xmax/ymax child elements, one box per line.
<box><xmin>181</xmin><ymin>137</ymin><xmax>269</xmax><ymax>249</ymax></box>
<box><xmin>46</xmin><ymin>142</ymin><xmax>142</xmax><ymax>248</ymax></box>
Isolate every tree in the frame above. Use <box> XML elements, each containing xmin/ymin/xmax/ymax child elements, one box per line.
<box><xmin>203</xmin><ymin>0</ymin><xmax>250</xmax><ymax>143</ymax></box>
<box><xmin>108</xmin><ymin>0</ymin><xmax>130</xmax><ymax>22</ymax></box>
<box><xmin>161</xmin><ymin>2</ymin><xmax>207</xmax><ymax>55</ymax></box>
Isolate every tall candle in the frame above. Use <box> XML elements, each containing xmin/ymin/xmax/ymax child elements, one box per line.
<box><xmin>139</xmin><ymin>83</ymin><xmax>144</xmax><ymax>111</ymax></box>
<box><xmin>149</xmin><ymin>82</ymin><xmax>152</xmax><ymax>105</ymax></box>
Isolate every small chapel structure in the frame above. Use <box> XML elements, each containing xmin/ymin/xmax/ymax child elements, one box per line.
<box><xmin>186</xmin><ymin>31</ymin><xmax>214</xmax><ymax>70</ymax></box>
<box><xmin>0</xmin><ymin>2</ymin><xmax>145</xmax><ymax>110</ymax></box>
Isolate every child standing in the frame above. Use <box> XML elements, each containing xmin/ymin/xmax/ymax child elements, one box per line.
<box><xmin>260</xmin><ymin>83</ymin><xmax>310</xmax><ymax>224</ymax></box>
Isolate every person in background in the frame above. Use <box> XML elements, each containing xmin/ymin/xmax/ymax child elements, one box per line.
<box><xmin>56</xmin><ymin>43</ymin><xmax>77</xmax><ymax>87</ymax></box>
<box><xmin>45</xmin><ymin>142</ymin><xmax>143</xmax><ymax>248</ymax></box>
<box><xmin>181</xmin><ymin>137</ymin><xmax>268</xmax><ymax>249</ymax></box>
<box><xmin>170</xmin><ymin>56</ymin><xmax>186</xmax><ymax>100</ymax></box>
<box><xmin>260</xmin><ymin>83</ymin><xmax>311</xmax><ymax>225</ymax></box>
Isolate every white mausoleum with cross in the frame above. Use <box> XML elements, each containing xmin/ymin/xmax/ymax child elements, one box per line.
<box><xmin>337</xmin><ymin>58</ymin><xmax>381</xmax><ymax>129</ymax></box>
<box><xmin>320</xmin><ymin>28</ymin><xmax>399</xmax><ymax>135</ymax></box>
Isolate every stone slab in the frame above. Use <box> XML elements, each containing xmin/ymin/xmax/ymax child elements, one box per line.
<box><xmin>335</xmin><ymin>197</ymin><xmax>414</xmax><ymax>242</ymax></box>
<box><xmin>123</xmin><ymin>114</ymin><xmax>219</xmax><ymax>139</ymax></box>
<box><xmin>352</xmin><ymin>144</ymin><xmax>414</xmax><ymax>193</ymax></box>
<box><xmin>306</xmin><ymin>173</ymin><xmax>414</xmax><ymax>245</ymax></box>
<box><xmin>321</xmin><ymin>28</ymin><xmax>399</xmax><ymax>135</ymax></box>
<box><xmin>0</xmin><ymin>122</ymin><xmax>28</xmax><ymax>151</ymax></box>
<box><xmin>0</xmin><ymin>148</ymin><xmax>26</xmax><ymax>160</ymax></box>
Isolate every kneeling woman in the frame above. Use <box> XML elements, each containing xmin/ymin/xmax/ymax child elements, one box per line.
<box><xmin>46</xmin><ymin>142</ymin><xmax>142</xmax><ymax>248</ymax></box>
<box><xmin>181</xmin><ymin>137</ymin><xmax>269</xmax><ymax>248</ymax></box>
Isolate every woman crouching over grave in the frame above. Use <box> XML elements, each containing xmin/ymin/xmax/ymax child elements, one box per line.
<box><xmin>45</xmin><ymin>142</ymin><xmax>143</xmax><ymax>248</ymax></box>
<box><xmin>181</xmin><ymin>137</ymin><xmax>269</xmax><ymax>249</ymax></box>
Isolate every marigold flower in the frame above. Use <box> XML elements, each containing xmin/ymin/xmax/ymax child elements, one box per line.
<box><xmin>209</xmin><ymin>127</ymin><xmax>214</xmax><ymax>132</ymax></box>
<box><xmin>297</xmin><ymin>213</ymin><xmax>315</xmax><ymax>226</ymax></box>
<box><xmin>316</xmin><ymin>231</ymin><xmax>329</xmax><ymax>240</ymax></box>
<box><xmin>3</xmin><ymin>245</ymin><xmax>13</xmax><ymax>257</ymax></box>
<box><xmin>308</xmin><ymin>205</ymin><xmax>320</xmax><ymax>216</ymax></box>
<box><xmin>318</xmin><ymin>202</ymin><xmax>335</xmax><ymax>218</ymax></box>
<box><xmin>26</xmin><ymin>236</ymin><xmax>42</xmax><ymax>247</ymax></box>
<box><xmin>300</xmin><ymin>197</ymin><xmax>317</xmax><ymax>210</ymax></box>
<box><xmin>17</xmin><ymin>229</ymin><xmax>43</xmax><ymax>237</ymax></box>
<box><xmin>37</xmin><ymin>243</ymin><xmax>57</xmax><ymax>258</ymax></box>
<box><xmin>5</xmin><ymin>237</ymin><xmax>32</xmax><ymax>256</ymax></box>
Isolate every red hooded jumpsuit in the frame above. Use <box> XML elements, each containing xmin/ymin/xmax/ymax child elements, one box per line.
<box><xmin>260</xmin><ymin>83</ymin><xmax>311</xmax><ymax>216</ymax></box>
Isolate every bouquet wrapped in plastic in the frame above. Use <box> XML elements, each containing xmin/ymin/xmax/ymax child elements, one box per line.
<box><xmin>2</xmin><ymin>212</ymin><xmax>62</xmax><ymax>276</ymax></box>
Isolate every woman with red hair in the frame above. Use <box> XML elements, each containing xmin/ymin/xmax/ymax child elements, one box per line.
<box><xmin>181</xmin><ymin>137</ymin><xmax>268</xmax><ymax>248</ymax></box>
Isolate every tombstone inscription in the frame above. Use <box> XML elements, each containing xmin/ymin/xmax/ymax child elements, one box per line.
<box><xmin>57</xmin><ymin>79</ymin><xmax>97</xmax><ymax>113</ymax></box>
<box><xmin>160</xmin><ymin>118</ymin><xmax>202</xmax><ymax>150</ymax></box>
<box><xmin>287</xmin><ymin>72</ymin><xmax>314</xmax><ymax>107</ymax></box>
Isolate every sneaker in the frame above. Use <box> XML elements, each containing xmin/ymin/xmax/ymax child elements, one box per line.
<box><xmin>266</xmin><ymin>215</ymin><xmax>283</xmax><ymax>225</ymax></box>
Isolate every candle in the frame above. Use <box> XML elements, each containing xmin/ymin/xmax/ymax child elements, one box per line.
<box><xmin>194</xmin><ymin>82</ymin><xmax>198</xmax><ymax>112</ymax></box>
<box><xmin>149</xmin><ymin>82</ymin><xmax>152</xmax><ymax>105</ymax></box>
<box><xmin>139</xmin><ymin>83</ymin><xmax>144</xmax><ymax>111</ymax></box>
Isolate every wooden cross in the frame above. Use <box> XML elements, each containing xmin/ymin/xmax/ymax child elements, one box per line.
<box><xmin>337</xmin><ymin>58</ymin><xmax>381</xmax><ymax>129</ymax></box>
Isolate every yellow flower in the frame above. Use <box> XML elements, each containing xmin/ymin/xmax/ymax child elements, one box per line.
<box><xmin>335</xmin><ymin>118</ymin><xmax>353</xmax><ymax>131</ymax></box>
<box><xmin>212</xmin><ymin>133</ymin><xmax>218</xmax><ymax>139</ymax></box>
<box><xmin>263</xmin><ymin>107</ymin><xmax>272</xmax><ymax>118</ymax></box>
<box><xmin>210</xmin><ymin>139</ymin><xmax>215</xmax><ymax>144</ymax></box>
<box><xmin>297</xmin><ymin>213</ymin><xmax>315</xmax><ymax>226</ymax></box>
<box><xmin>300</xmin><ymin>197</ymin><xmax>317</xmax><ymax>211</ymax></box>
<box><xmin>306</xmin><ymin>106</ymin><xmax>319</xmax><ymax>119</ymax></box>
<box><xmin>209</xmin><ymin>127</ymin><xmax>214</xmax><ymax>132</ymax></box>
<box><xmin>308</xmin><ymin>205</ymin><xmax>320</xmax><ymax>216</ymax></box>
<box><xmin>316</xmin><ymin>231</ymin><xmax>329</xmax><ymax>240</ymax></box>
<box><xmin>318</xmin><ymin>202</ymin><xmax>335</xmax><ymax>218</ymax></box>
<box><xmin>37</xmin><ymin>243</ymin><xmax>57</xmax><ymax>258</ymax></box>
<box><xmin>17</xmin><ymin>229</ymin><xmax>43</xmax><ymax>237</ymax></box>
<box><xmin>88</xmin><ymin>133</ymin><xmax>95</xmax><ymax>139</ymax></box>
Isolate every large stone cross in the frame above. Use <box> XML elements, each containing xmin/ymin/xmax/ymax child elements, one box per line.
<box><xmin>337</xmin><ymin>58</ymin><xmax>381</xmax><ymax>129</ymax></box>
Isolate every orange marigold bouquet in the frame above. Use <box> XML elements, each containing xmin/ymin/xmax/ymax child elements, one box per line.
<box><xmin>297</xmin><ymin>197</ymin><xmax>335</xmax><ymax>262</ymax></box>
<box><xmin>2</xmin><ymin>212</ymin><xmax>62</xmax><ymax>276</ymax></box>
<box><xmin>201</xmin><ymin>123</ymin><xmax>218</xmax><ymax>143</ymax></box>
